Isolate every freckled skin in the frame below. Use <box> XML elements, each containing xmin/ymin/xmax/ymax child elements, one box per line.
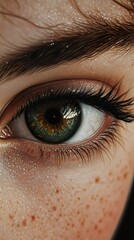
<box><xmin>0</xmin><ymin>1</ymin><xmax>134</xmax><ymax>240</ymax></box>
<box><xmin>0</xmin><ymin>121</ymin><xmax>133</xmax><ymax>240</ymax></box>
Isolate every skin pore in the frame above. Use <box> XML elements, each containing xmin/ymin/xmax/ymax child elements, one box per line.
<box><xmin>0</xmin><ymin>1</ymin><xmax>134</xmax><ymax>240</ymax></box>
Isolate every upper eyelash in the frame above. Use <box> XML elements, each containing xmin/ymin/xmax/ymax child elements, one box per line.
<box><xmin>12</xmin><ymin>81</ymin><xmax>134</xmax><ymax>123</ymax></box>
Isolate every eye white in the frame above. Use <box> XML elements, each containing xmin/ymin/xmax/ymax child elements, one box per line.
<box><xmin>9</xmin><ymin>103</ymin><xmax>105</xmax><ymax>144</ymax></box>
<box><xmin>66</xmin><ymin>103</ymin><xmax>105</xmax><ymax>143</ymax></box>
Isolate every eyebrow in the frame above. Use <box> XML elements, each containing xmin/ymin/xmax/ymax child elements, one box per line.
<box><xmin>0</xmin><ymin>17</ymin><xmax>134</xmax><ymax>82</ymax></box>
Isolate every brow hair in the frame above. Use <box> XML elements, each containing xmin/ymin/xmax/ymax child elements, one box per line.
<box><xmin>0</xmin><ymin>1</ymin><xmax>134</xmax><ymax>83</ymax></box>
<box><xmin>0</xmin><ymin>15</ymin><xmax>133</xmax><ymax>82</ymax></box>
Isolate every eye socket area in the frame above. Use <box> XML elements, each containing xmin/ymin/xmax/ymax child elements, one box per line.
<box><xmin>0</xmin><ymin>78</ymin><xmax>133</xmax><ymax>149</ymax></box>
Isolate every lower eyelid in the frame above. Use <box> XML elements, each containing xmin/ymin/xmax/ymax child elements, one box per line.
<box><xmin>0</xmin><ymin>117</ymin><xmax>121</xmax><ymax>167</ymax></box>
<box><xmin>0</xmin><ymin>79</ymin><xmax>133</xmax><ymax>129</ymax></box>
<box><xmin>0</xmin><ymin>79</ymin><xmax>107</xmax><ymax>126</ymax></box>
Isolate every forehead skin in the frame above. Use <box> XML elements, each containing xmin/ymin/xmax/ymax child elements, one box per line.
<box><xmin>0</xmin><ymin>1</ymin><xmax>134</xmax><ymax>240</ymax></box>
<box><xmin>0</xmin><ymin>0</ymin><xmax>132</xmax><ymax>51</ymax></box>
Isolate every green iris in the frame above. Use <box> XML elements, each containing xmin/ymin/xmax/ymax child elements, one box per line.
<box><xmin>25</xmin><ymin>99</ymin><xmax>82</xmax><ymax>144</ymax></box>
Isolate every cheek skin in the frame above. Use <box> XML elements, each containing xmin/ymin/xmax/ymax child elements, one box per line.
<box><xmin>0</xmin><ymin>150</ymin><xmax>133</xmax><ymax>240</ymax></box>
<box><xmin>0</xmin><ymin>125</ymin><xmax>133</xmax><ymax>240</ymax></box>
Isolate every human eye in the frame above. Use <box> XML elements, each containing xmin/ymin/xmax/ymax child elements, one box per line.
<box><xmin>0</xmin><ymin>79</ymin><xmax>133</xmax><ymax>166</ymax></box>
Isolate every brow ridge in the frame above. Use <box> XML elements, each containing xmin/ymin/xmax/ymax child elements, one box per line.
<box><xmin>0</xmin><ymin>17</ymin><xmax>134</xmax><ymax>82</ymax></box>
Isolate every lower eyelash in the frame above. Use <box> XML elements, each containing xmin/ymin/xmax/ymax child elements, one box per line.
<box><xmin>2</xmin><ymin>119</ymin><xmax>124</xmax><ymax>166</ymax></box>
<box><xmin>52</xmin><ymin>120</ymin><xmax>124</xmax><ymax>165</ymax></box>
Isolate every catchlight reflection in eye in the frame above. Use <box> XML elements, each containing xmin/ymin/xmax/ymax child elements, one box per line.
<box><xmin>25</xmin><ymin>99</ymin><xmax>82</xmax><ymax>143</ymax></box>
<box><xmin>8</xmin><ymin>98</ymin><xmax>105</xmax><ymax>144</ymax></box>
<box><xmin>0</xmin><ymin>80</ymin><xmax>107</xmax><ymax>144</ymax></box>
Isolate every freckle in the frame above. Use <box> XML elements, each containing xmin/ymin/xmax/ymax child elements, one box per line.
<box><xmin>123</xmin><ymin>172</ymin><xmax>128</xmax><ymax>179</ymax></box>
<box><xmin>17</xmin><ymin>223</ymin><xmax>20</xmax><ymax>227</ymax></box>
<box><xmin>59</xmin><ymin>213</ymin><xmax>62</xmax><ymax>217</ymax></box>
<box><xmin>76</xmin><ymin>231</ymin><xmax>81</xmax><ymax>238</ymax></box>
<box><xmin>94</xmin><ymin>224</ymin><xmax>98</xmax><ymax>230</ymax></box>
<box><xmin>86</xmin><ymin>204</ymin><xmax>90</xmax><ymax>209</ymax></box>
<box><xmin>71</xmin><ymin>223</ymin><xmax>75</xmax><ymax>228</ymax></box>
<box><xmin>99</xmin><ymin>197</ymin><xmax>104</xmax><ymax>203</ymax></box>
<box><xmin>99</xmin><ymin>218</ymin><xmax>102</xmax><ymax>223</ymax></box>
<box><xmin>81</xmin><ymin>220</ymin><xmax>85</xmax><ymax>226</ymax></box>
<box><xmin>77</xmin><ymin>210</ymin><xmax>80</xmax><ymax>215</ymax></box>
<box><xmin>22</xmin><ymin>219</ymin><xmax>27</xmax><ymax>227</ymax></box>
<box><xmin>95</xmin><ymin>176</ymin><xmax>101</xmax><ymax>183</ymax></box>
<box><xmin>9</xmin><ymin>214</ymin><xmax>14</xmax><ymax>220</ymax></box>
<box><xmin>109</xmin><ymin>171</ymin><xmax>112</xmax><ymax>176</ymax></box>
<box><xmin>55</xmin><ymin>188</ymin><xmax>60</xmax><ymax>194</ymax></box>
<box><xmin>108</xmin><ymin>211</ymin><xmax>113</xmax><ymax>217</ymax></box>
<box><xmin>31</xmin><ymin>215</ymin><xmax>36</xmax><ymax>221</ymax></box>
<box><xmin>77</xmin><ymin>197</ymin><xmax>80</xmax><ymax>201</ymax></box>
<box><xmin>52</xmin><ymin>205</ymin><xmax>57</xmax><ymax>211</ymax></box>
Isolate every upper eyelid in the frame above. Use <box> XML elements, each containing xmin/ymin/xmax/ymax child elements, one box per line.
<box><xmin>0</xmin><ymin>80</ymin><xmax>134</xmax><ymax>128</ymax></box>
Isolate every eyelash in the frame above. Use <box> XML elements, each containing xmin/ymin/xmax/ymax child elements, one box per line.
<box><xmin>0</xmin><ymin>81</ymin><xmax>134</xmax><ymax>165</ymax></box>
<box><xmin>11</xmin><ymin>81</ymin><xmax>134</xmax><ymax>123</ymax></box>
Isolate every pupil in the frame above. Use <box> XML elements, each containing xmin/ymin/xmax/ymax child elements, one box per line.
<box><xmin>45</xmin><ymin>107</ymin><xmax>62</xmax><ymax>124</ymax></box>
